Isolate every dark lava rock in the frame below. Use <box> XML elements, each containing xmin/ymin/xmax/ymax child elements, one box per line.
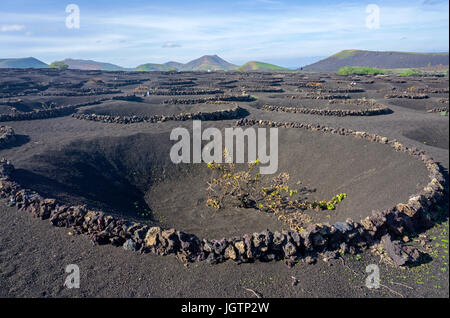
<box><xmin>7</xmin><ymin>195</ymin><xmax>16</xmax><ymax>207</ymax></box>
<box><xmin>381</xmin><ymin>234</ymin><xmax>421</xmax><ymax>266</ymax></box>
<box><xmin>322</xmin><ymin>250</ymin><xmax>338</xmax><ymax>261</ymax></box>
<box><xmin>272</xmin><ymin>231</ymin><xmax>286</xmax><ymax>250</ymax></box>
<box><xmin>333</xmin><ymin>221</ymin><xmax>352</xmax><ymax>232</ymax></box>
<box><xmin>283</xmin><ymin>242</ymin><xmax>297</xmax><ymax>257</ymax></box>
<box><xmin>285</xmin><ymin>256</ymin><xmax>298</xmax><ymax>268</ymax></box>
<box><xmin>304</xmin><ymin>256</ymin><xmax>316</xmax><ymax>265</ymax></box>
<box><xmin>123</xmin><ymin>239</ymin><xmax>138</xmax><ymax>251</ymax></box>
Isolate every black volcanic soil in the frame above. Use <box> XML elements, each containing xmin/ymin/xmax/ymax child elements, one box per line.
<box><xmin>386</xmin><ymin>98</ymin><xmax>448</xmax><ymax>112</ymax></box>
<box><xmin>0</xmin><ymin>69</ymin><xmax>448</xmax><ymax>298</ymax></box>
<box><xmin>403</xmin><ymin>121</ymin><xmax>449</xmax><ymax>150</ymax></box>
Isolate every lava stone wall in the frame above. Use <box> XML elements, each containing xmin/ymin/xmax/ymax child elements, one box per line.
<box><xmin>72</xmin><ymin>105</ymin><xmax>247</xmax><ymax>124</ymax></box>
<box><xmin>0</xmin><ymin>126</ymin><xmax>16</xmax><ymax>148</ymax></box>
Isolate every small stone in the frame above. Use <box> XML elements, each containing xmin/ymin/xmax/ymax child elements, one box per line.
<box><xmin>289</xmin><ymin>231</ymin><xmax>301</xmax><ymax>246</ymax></box>
<box><xmin>304</xmin><ymin>256</ymin><xmax>316</xmax><ymax>264</ymax></box>
<box><xmin>263</xmin><ymin>253</ymin><xmax>276</xmax><ymax>261</ymax></box>
<box><xmin>110</xmin><ymin>236</ymin><xmax>124</xmax><ymax>247</ymax></box>
<box><xmin>252</xmin><ymin>232</ymin><xmax>264</xmax><ymax>248</ymax></box>
<box><xmin>133</xmin><ymin>226</ymin><xmax>148</xmax><ymax>242</ymax></box>
<box><xmin>202</xmin><ymin>240</ymin><xmax>214</xmax><ymax>253</ymax></box>
<box><xmin>144</xmin><ymin>227</ymin><xmax>161</xmax><ymax>247</ymax></box>
<box><xmin>7</xmin><ymin>195</ymin><xmax>16</xmax><ymax>207</ymax></box>
<box><xmin>206</xmin><ymin>252</ymin><xmax>218</xmax><ymax>264</ymax></box>
<box><xmin>311</xmin><ymin>233</ymin><xmax>326</xmax><ymax>247</ymax></box>
<box><xmin>272</xmin><ymin>231</ymin><xmax>286</xmax><ymax>249</ymax></box>
<box><xmin>211</xmin><ymin>238</ymin><xmax>227</xmax><ymax>255</ymax></box>
<box><xmin>285</xmin><ymin>258</ymin><xmax>295</xmax><ymax>268</ymax></box>
<box><xmin>123</xmin><ymin>239</ymin><xmax>138</xmax><ymax>251</ymax></box>
<box><xmin>162</xmin><ymin>228</ymin><xmax>177</xmax><ymax>240</ymax></box>
<box><xmin>339</xmin><ymin>242</ymin><xmax>348</xmax><ymax>255</ymax></box>
<box><xmin>402</xmin><ymin>236</ymin><xmax>409</xmax><ymax>243</ymax></box>
<box><xmin>381</xmin><ymin>234</ymin><xmax>420</xmax><ymax>266</ymax></box>
<box><xmin>234</xmin><ymin>241</ymin><xmax>246</xmax><ymax>255</ymax></box>
<box><xmin>283</xmin><ymin>242</ymin><xmax>297</xmax><ymax>257</ymax></box>
<box><xmin>322</xmin><ymin>250</ymin><xmax>337</xmax><ymax>262</ymax></box>
<box><xmin>84</xmin><ymin>211</ymin><xmax>97</xmax><ymax>222</ymax></box>
<box><xmin>333</xmin><ymin>221</ymin><xmax>352</xmax><ymax>232</ymax></box>
<box><xmin>224</xmin><ymin>245</ymin><xmax>237</xmax><ymax>260</ymax></box>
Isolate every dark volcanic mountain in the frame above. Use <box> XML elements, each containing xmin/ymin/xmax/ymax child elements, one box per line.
<box><xmin>302</xmin><ymin>50</ymin><xmax>449</xmax><ymax>72</ymax></box>
<box><xmin>181</xmin><ymin>55</ymin><xmax>238</xmax><ymax>71</ymax></box>
<box><xmin>0</xmin><ymin>57</ymin><xmax>48</xmax><ymax>69</ymax></box>
<box><xmin>62</xmin><ymin>58</ymin><xmax>129</xmax><ymax>71</ymax></box>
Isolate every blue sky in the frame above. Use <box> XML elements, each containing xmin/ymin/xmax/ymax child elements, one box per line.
<box><xmin>0</xmin><ymin>0</ymin><xmax>448</xmax><ymax>68</ymax></box>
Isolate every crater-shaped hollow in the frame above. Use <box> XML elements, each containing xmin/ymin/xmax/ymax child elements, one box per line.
<box><xmin>12</xmin><ymin>126</ymin><xmax>429</xmax><ymax>239</ymax></box>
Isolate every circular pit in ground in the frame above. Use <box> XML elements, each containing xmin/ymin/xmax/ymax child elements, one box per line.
<box><xmin>10</xmin><ymin>124</ymin><xmax>429</xmax><ymax>240</ymax></box>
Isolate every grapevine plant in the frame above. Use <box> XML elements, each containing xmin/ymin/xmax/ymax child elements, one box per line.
<box><xmin>205</xmin><ymin>155</ymin><xmax>347</xmax><ymax>231</ymax></box>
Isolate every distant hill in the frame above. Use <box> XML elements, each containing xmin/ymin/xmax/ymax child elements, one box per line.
<box><xmin>164</xmin><ymin>61</ymin><xmax>184</xmax><ymax>70</ymax></box>
<box><xmin>180</xmin><ymin>55</ymin><xmax>238</xmax><ymax>71</ymax></box>
<box><xmin>62</xmin><ymin>58</ymin><xmax>129</xmax><ymax>71</ymax></box>
<box><xmin>238</xmin><ymin>61</ymin><xmax>290</xmax><ymax>72</ymax></box>
<box><xmin>301</xmin><ymin>50</ymin><xmax>449</xmax><ymax>72</ymax></box>
<box><xmin>135</xmin><ymin>63</ymin><xmax>177</xmax><ymax>72</ymax></box>
<box><xmin>0</xmin><ymin>57</ymin><xmax>48</xmax><ymax>69</ymax></box>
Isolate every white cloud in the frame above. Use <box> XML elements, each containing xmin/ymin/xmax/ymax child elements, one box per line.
<box><xmin>1</xmin><ymin>24</ymin><xmax>25</xmax><ymax>32</ymax></box>
<box><xmin>162</xmin><ymin>42</ymin><xmax>182</xmax><ymax>48</ymax></box>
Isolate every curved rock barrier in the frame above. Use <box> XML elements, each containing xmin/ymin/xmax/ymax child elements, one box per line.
<box><xmin>159</xmin><ymin>80</ymin><xmax>197</xmax><ymax>86</ymax></box>
<box><xmin>0</xmin><ymin>118</ymin><xmax>446</xmax><ymax>267</ymax></box>
<box><xmin>0</xmin><ymin>98</ymin><xmax>110</xmax><ymax>122</ymax></box>
<box><xmin>427</xmin><ymin>107</ymin><xmax>449</xmax><ymax>114</ymax></box>
<box><xmin>38</xmin><ymin>89</ymin><xmax>122</xmax><ymax>97</ymax></box>
<box><xmin>321</xmin><ymin>88</ymin><xmax>365</xmax><ymax>93</ymax></box>
<box><xmin>107</xmin><ymin>79</ymin><xmax>145</xmax><ymax>87</ymax></box>
<box><xmin>163</xmin><ymin>94</ymin><xmax>256</xmax><ymax>105</ymax></box>
<box><xmin>327</xmin><ymin>98</ymin><xmax>379</xmax><ymax>106</ymax></box>
<box><xmin>295</xmin><ymin>84</ymin><xmax>364</xmax><ymax>94</ymax></box>
<box><xmin>243</xmin><ymin>87</ymin><xmax>284</xmax><ymax>93</ymax></box>
<box><xmin>0</xmin><ymin>83</ymin><xmax>49</xmax><ymax>98</ymax></box>
<box><xmin>147</xmin><ymin>89</ymin><xmax>225</xmax><ymax>96</ymax></box>
<box><xmin>349</xmin><ymin>77</ymin><xmax>375</xmax><ymax>84</ymax></box>
<box><xmin>384</xmin><ymin>93</ymin><xmax>429</xmax><ymax>99</ymax></box>
<box><xmin>261</xmin><ymin>104</ymin><xmax>391</xmax><ymax>117</ymax></box>
<box><xmin>410</xmin><ymin>87</ymin><xmax>449</xmax><ymax>94</ymax></box>
<box><xmin>0</xmin><ymin>126</ymin><xmax>16</xmax><ymax>148</ymax></box>
<box><xmin>286</xmin><ymin>93</ymin><xmax>351</xmax><ymax>100</ymax></box>
<box><xmin>72</xmin><ymin>105</ymin><xmax>248</xmax><ymax>124</ymax></box>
